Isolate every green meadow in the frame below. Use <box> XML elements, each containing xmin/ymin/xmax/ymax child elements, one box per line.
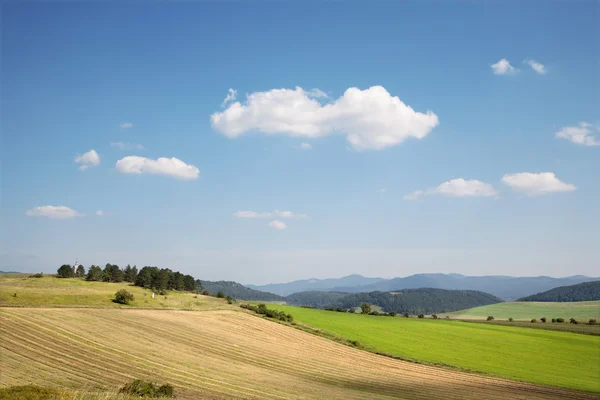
<box><xmin>266</xmin><ymin>304</ymin><xmax>600</xmax><ymax>393</ymax></box>
<box><xmin>0</xmin><ymin>274</ymin><xmax>232</xmax><ymax>311</ymax></box>
<box><xmin>444</xmin><ymin>301</ymin><xmax>600</xmax><ymax>321</ymax></box>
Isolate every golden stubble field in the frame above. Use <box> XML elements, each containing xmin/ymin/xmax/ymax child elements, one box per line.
<box><xmin>1</xmin><ymin>308</ymin><xmax>598</xmax><ymax>400</ymax></box>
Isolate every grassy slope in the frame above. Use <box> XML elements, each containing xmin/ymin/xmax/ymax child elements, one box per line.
<box><xmin>444</xmin><ymin>301</ymin><xmax>600</xmax><ymax>320</ymax></box>
<box><xmin>4</xmin><ymin>308</ymin><xmax>590</xmax><ymax>400</ymax></box>
<box><xmin>0</xmin><ymin>274</ymin><xmax>232</xmax><ymax>310</ymax></box>
<box><xmin>265</xmin><ymin>304</ymin><xmax>600</xmax><ymax>393</ymax></box>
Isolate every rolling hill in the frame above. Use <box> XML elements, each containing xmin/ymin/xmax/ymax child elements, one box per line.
<box><xmin>250</xmin><ymin>273</ymin><xmax>599</xmax><ymax>301</ymax></box>
<box><xmin>200</xmin><ymin>280</ymin><xmax>284</xmax><ymax>301</ymax></box>
<box><xmin>518</xmin><ymin>281</ymin><xmax>600</xmax><ymax>302</ymax></box>
<box><xmin>286</xmin><ymin>288</ymin><xmax>503</xmax><ymax>315</ymax></box>
<box><xmin>444</xmin><ymin>301</ymin><xmax>600</xmax><ymax>321</ymax></box>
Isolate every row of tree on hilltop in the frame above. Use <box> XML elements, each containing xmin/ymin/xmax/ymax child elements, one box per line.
<box><xmin>56</xmin><ymin>263</ymin><xmax>202</xmax><ymax>293</ymax></box>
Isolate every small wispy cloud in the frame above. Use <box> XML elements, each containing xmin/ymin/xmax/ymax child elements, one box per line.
<box><xmin>491</xmin><ymin>58</ymin><xmax>517</xmax><ymax>75</ymax></box>
<box><xmin>234</xmin><ymin>210</ymin><xmax>308</xmax><ymax>219</ymax></box>
<box><xmin>25</xmin><ymin>205</ymin><xmax>83</xmax><ymax>219</ymax></box>
<box><xmin>502</xmin><ymin>172</ymin><xmax>576</xmax><ymax>195</ymax></box>
<box><xmin>221</xmin><ymin>88</ymin><xmax>238</xmax><ymax>107</ymax></box>
<box><xmin>404</xmin><ymin>179</ymin><xmax>497</xmax><ymax>200</ymax></box>
<box><xmin>120</xmin><ymin>122</ymin><xmax>133</xmax><ymax>129</ymax></box>
<box><xmin>110</xmin><ymin>142</ymin><xmax>145</xmax><ymax>150</ymax></box>
<box><xmin>378</xmin><ymin>188</ymin><xmax>387</xmax><ymax>194</ymax></box>
<box><xmin>555</xmin><ymin>122</ymin><xmax>599</xmax><ymax>146</ymax></box>
<box><xmin>74</xmin><ymin>149</ymin><xmax>100</xmax><ymax>171</ymax></box>
<box><xmin>96</xmin><ymin>210</ymin><xmax>103</xmax><ymax>216</ymax></box>
<box><xmin>524</xmin><ymin>59</ymin><xmax>547</xmax><ymax>74</ymax></box>
<box><xmin>299</xmin><ymin>142</ymin><xmax>312</xmax><ymax>150</ymax></box>
<box><xmin>268</xmin><ymin>220</ymin><xmax>287</xmax><ymax>230</ymax></box>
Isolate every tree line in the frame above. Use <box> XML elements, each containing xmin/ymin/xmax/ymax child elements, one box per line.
<box><xmin>518</xmin><ymin>281</ymin><xmax>600</xmax><ymax>302</ymax></box>
<box><xmin>56</xmin><ymin>263</ymin><xmax>202</xmax><ymax>294</ymax></box>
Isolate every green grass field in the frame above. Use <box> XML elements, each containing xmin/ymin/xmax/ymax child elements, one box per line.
<box><xmin>265</xmin><ymin>304</ymin><xmax>600</xmax><ymax>393</ymax></box>
<box><xmin>444</xmin><ymin>301</ymin><xmax>600</xmax><ymax>321</ymax></box>
<box><xmin>0</xmin><ymin>274</ymin><xmax>233</xmax><ymax>311</ymax></box>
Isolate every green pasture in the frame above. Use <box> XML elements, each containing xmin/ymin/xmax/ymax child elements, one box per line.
<box><xmin>266</xmin><ymin>304</ymin><xmax>600</xmax><ymax>393</ymax></box>
<box><xmin>444</xmin><ymin>301</ymin><xmax>600</xmax><ymax>321</ymax></box>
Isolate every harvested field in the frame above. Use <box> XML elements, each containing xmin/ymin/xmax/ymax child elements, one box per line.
<box><xmin>1</xmin><ymin>308</ymin><xmax>598</xmax><ymax>400</ymax></box>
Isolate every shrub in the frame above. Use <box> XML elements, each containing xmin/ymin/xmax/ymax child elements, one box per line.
<box><xmin>540</xmin><ymin>317</ymin><xmax>546</xmax><ymax>323</ymax></box>
<box><xmin>570</xmin><ymin>318</ymin><xmax>578</xmax><ymax>324</ymax></box>
<box><xmin>257</xmin><ymin>304</ymin><xmax>267</xmax><ymax>315</ymax></box>
<box><xmin>508</xmin><ymin>317</ymin><xmax>513</xmax><ymax>322</ymax></box>
<box><xmin>120</xmin><ymin>379</ymin><xmax>156</xmax><ymax>397</ymax></box>
<box><xmin>225</xmin><ymin>295</ymin><xmax>233</xmax><ymax>304</ymax></box>
<box><xmin>556</xmin><ymin>318</ymin><xmax>565</xmax><ymax>323</ymax></box>
<box><xmin>418</xmin><ymin>314</ymin><xmax>424</xmax><ymax>319</ymax></box>
<box><xmin>486</xmin><ymin>316</ymin><xmax>494</xmax><ymax>321</ymax></box>
<box><xmin>29</xmin><ymin>273</ymin><xmax>44</xmax><ymax>278</ymax></box>
<box><xmin>216</xmin><ymin>291</ymin><xmax>225</xmax><ymax>298</ymax></box>
<box><xmin>589</xmin><ymin>319</ymin><xmax>597</xmax><ymax>325</ymax></box>
<box><xmin>551</xmin><ymin>318</ymin><xmax>556</xmax><ymax>323</ymax></box>
<box><xmin>531</xmin><ymin>319</ymin><xmax>536</xmax><ymax>323</ymax></box>
<box><xmin>336</xmin><ymin>307</ymin><xmax>344</xmax><ymax>312</ymax></box>
<box><xmin>403</xmin><ymin>312</ymin><xmax>410</xmax><ymax>318</ymax></box>
<box><xmin>348</xmin><ymin>308</ymin><xmax>355</xmax><ymax>313</ymax></box>
<box><xmin>157</xmin><ymin>384</ymin><xmax>174</xmax><ymax>397</ymax></box>
<box><xmin>360</xmin><ymin>302</ymin><xmax>371</xmax><ymax>314</ymax></box>
<box><xmin>114</xmin><ymin>289</ymin><xmax>134</xmax><ymax>305</ymax></box>
<box><xmin>389</xmin><ymin>312</ymin><xmax>397</xmax><ymax>317</ymax></box>
<box><xmin>369</xmin><ymin>311</ymin><xmax>380</xmax><ymax>316</ymax></box>
<box><xmin>202</xmin><ymin>290</ymin><xmax>210</xmax><ymax>296</ymax></box>
<box><xmin>431</xmin><ymin>314</ymin><xmax>438</xmax><ymax>319</ymax></box>
<box><xmin>445</xmin><ymin>316</ymin><xmax>450</xmax><ymax>320</ymax></box>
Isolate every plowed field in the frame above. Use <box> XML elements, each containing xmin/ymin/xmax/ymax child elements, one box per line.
<box><xmin>1</xmin><ymin>308</ymin><xmax>597</xmax><ymax>400</ymax></box>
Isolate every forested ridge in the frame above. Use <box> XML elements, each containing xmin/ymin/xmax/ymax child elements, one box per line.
<box><xmin>518</xmin><ymin>281</ymin><xmax>600</xmax><ymax>302</ymax></box>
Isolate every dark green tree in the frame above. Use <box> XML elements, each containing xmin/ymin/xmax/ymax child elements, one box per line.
<box><xmin>124</xmin><ymin>265</ymin><xmax>138</xmax><ymax>282</ymax></box>
<box><xmin>75</xmin><ymin>264</ymin><xmax>86</xmax><ymax>277</ymax></box>
<box><xmin>216</xmin><ymin>291</ymin><xmax>225</xmax><ymax>298</ymax></box>
<box><xmin>135</xmin><ymin>266</ymin><xmax>156</xmax><ymax>288</ymax></box>
<box><xmin>86</xmin><ymin>265</ymin><xmax>103</xmax><ymax>281</ymax></box>
<box><xmin>57</xmin><ymin>264</ymin><xmax>74</xmax><ymax>278</ymax></box>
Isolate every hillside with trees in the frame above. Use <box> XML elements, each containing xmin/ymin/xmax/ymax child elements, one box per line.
<box><xmin>518</xmin><ymin>281</ymin><xmax>600</xmax><ymax>302</ymax></box>
<box><xmin>201</xmin><ymin>280</ymin><xmax>284</xmax><ymax>301</ymax></box>
<box><xmin>285</xmin><ymin>288</ymin><xmax>503</xmax><ymax>315</ymax></box>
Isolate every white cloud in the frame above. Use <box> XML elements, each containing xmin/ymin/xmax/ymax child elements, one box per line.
<box><xmin>268</xmin><ymin>220</ymin><xmax>287</xmax><ymax>230</ymax></box>
<box><xmin>501</xmin><ymin>172</ymin><xmax>576</xmax><ymax>195</ymax></box>
<box><xmin>74</xmin><ymin>149</ymin><xmax>100</xmax><ymax>170</ymax></box>
<box><xmin>25</xmin><ymin>206</ymin><xmax>83</xmax><ymax>219</ymax></box>
<box><xmin>211</xmin><ymin>86</ymin><xmax>439</xmax><ymax>151</ymax></box>
<box><xmin>96</xmin><ymin>210</ymin><xmax>103</xmax><ymax>216</ymax></box>
<box><xmin>110</xmin><ymin>142</ymin><xmax>145</xmax><ymax>150</ymax></box>
<box><xmin>234</xmin><ymin>210</ymin><xmax>308</xmax><ymax>219</ymax></box>
<box><xmin>404</xmin><ymin>179</ymin><xmax>497</xmax><ymax>200</ymax></box>
<box><xmin>378</xmin><ymin>188</ymin><xmax>387</xmax><ymax>194</ymax></box>
<box><xmin>120</xmin><ymin>122</ymin><xmax>133</xmax><ymax>129</ymax></box>
<box><xmin>491</xmin><ymin>58</ymin><xmax>517</xmax><ymax>75</ymax></box>
<box><xmin>299</xmin><ymin>142</ymin><xmax>312</xmax><ymax>150</ymax></box>
<box><xmin>221</xmin><ymin>88</ymin><xmax>238</xmax><ymax>107</ymax></box>
<box><xmin>403</xmin><ymin>190</ymin><xmax>424</xmax><ymax>201</ymax></box>
<box><xmin>115</xmin><ymin>156</ymin><xmax>199</xmax><ymax>180</ymax></box>
<box><xmin>234</xmin><ymin>211</ymin><xmax>273</xmax><ymax>219</ymax></box>
<box><xmin>525</xmin><ymin>59</ymin><xmax>547</xmax><ymax>74</ymax></box>
<box><xmin>555</xmin><ymin>122</ymin><xmax>599</xmax><ymax>146</ymax></box>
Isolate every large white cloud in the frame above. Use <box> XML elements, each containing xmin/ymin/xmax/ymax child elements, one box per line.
<box><xmin>501</xmin><ymin>172</ymin><xmax>576</xmax><ymax>195</ymax></box>
<box><xmin>25</xmin><ymin>205</ymin><xmax>83</xmax><ymax>219</ymax></box>
<box><xmin>404</xmin><ymin>178</ymin><xmax>497</xmax><ymax>200</ymax></box>
<box><xmin>115</xmin><ymin>156</ymin><xmax>199</xmax><ymax>180</ymax></box>
<box><xmin>74</xmin><ymin>149</ymin><xmax>100</xmax><ymax>170</ymax></box>
<box><xmin>268</xmin><ymin>220</ymin><xmax>287</xmax><ymax>230</ymax></box>
<box><xmin>491</xmin><ymin>58</ymin><xmax>517</xmax><ymax>75</ymax></box>
<box><xmin>211</xmin><ymin>86</ymin><xmax>439</xmax><ymax>150</ymax></box>
<box><xmin>555</xmin><ymin>122</ymin><xmax>599</xmax><ymax>146</ymax></box>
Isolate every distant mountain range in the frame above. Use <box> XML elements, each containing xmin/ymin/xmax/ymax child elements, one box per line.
<box><xmin>518</xmin><ymin>280</ymin><xmax>600</xmax><ymax>302</ymax></box>
<box><xmin>248</xmin><ymin>273</ymin><xmax>599</xmax><ymax>301</ymax></box>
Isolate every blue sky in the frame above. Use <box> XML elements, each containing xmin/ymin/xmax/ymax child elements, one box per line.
<box><xmin>2</xmin><ymin>2</ymin><xmax>598</xmax><ymax>283</ymax></box>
